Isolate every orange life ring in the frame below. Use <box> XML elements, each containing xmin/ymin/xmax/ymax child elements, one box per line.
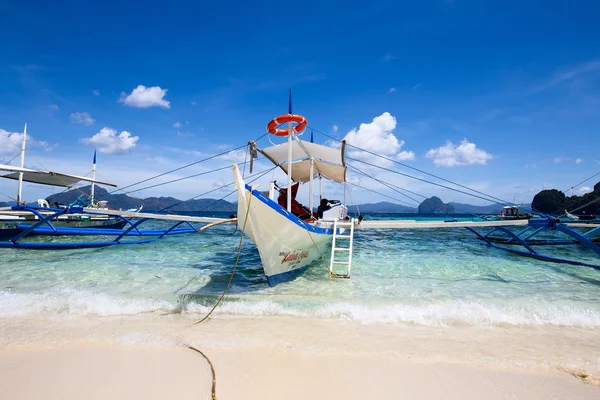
<box><xmin>266</xmin><ymin>114</ymin><xmax>308</xmax><ymax>136</ymax></box>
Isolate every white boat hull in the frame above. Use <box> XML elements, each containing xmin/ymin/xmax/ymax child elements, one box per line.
<box><xmin>233</xmin><ymin>165</ymin><xmax>333</xmax><ymax>285</ymax></box>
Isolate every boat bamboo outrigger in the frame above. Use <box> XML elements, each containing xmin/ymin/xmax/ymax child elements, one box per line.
<box><xmin>2</xmin><ymin>101</ymin><xmax>599</xmax><ymax>283</ymax></box>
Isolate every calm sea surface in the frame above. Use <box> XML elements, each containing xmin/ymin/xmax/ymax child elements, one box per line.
<box><xmin>1</xmin><ymin>213</ymin><xmax>599</xmax><ymax>327</ymax></box>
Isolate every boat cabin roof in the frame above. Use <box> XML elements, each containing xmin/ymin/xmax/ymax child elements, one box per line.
<box><xmin>259</xmin><ymin>139</ymin><xmax>346</xmax><ymax>183</ymax></box>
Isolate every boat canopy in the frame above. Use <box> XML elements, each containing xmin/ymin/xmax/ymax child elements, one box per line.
<box><xmin>259</xmin><ymin>139</ymin><xmax>346</xmax><ymax>183</ymax></box>
<box><xmin>0</xmin><ymin>164</ymin><xmax>117</xmax><ymax>188</ymax></box>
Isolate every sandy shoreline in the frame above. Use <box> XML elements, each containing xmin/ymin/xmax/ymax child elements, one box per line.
<box><xmin>1</xmin><ymin>314</ymin><xmax>599</xmax><ymax>399</ymax></box>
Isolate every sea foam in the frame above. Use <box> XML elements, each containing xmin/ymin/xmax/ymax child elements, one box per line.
<box><xmin>2</xmin><ymin>290</ymin><xmax>599</xmax><ymax>328</ymax></box>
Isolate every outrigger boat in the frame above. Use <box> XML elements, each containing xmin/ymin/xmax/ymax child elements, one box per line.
<box><xmin>0</xmin><ymin>127</ymin><xmax>132</xmax><ymax>237</ymax></box>
<box><xmin>229</xmin><ymin>98</ymin><xmax>600</xmax><ymax>285</ymax></box>
<box><xmin>1</xmin><ymin>102</ymin><xmax>599</xmax><ymax>283</ymax></box>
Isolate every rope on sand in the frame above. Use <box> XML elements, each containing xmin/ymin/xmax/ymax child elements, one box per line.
<box><xmin>184</xmin><ymin>192</ymin><xmax>253</xmax><ymax>399</ymax></box>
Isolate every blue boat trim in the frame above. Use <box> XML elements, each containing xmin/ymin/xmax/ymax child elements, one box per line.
<box><xmin>266</xmin><ymin>265</ymin><xmax>310</xmax><ymax>286</ymax></box>
<box><xmin>465</xmin><ymin>217</ymin><xmax>600</xmax><ymax>270</ymax></box>
<box><xmin>0</xmin><ymin>205</ymin><xmax>201</xmax><ymax>250</ymax></box>
<box><xmin>246</xmin><ymin>184</ymin><xmax>333</xmax><ymax>235</ymax></box>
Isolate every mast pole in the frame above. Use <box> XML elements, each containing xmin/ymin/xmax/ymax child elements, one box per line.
<box><xmin>91</xmin><ymin>150</ymin><xmax>97</xmax><ymax>204</ymax></box>
<box><xmin>319</xmin><ymin>175</ymin><xmax>322</xmax><ymax>202</ymax></box>
<box><xmin>287</xmin><ymin>89</ymin><xmax>293</xmax><ymax>212</ymax></box>
<box><xmin>309</xmin><ymin>157</ymin><xmax>314</xmax><ymax>216</ymax></box>
<box><xmin>17</xmin><ymin>123</ymin><xmax>27</xmax><ymax>204</ymax></box>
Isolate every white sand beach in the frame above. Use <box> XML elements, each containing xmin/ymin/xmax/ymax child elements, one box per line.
<box><xmin>1</xmin><ymin>314</ymin><xmax>598</xmax><ymax>399</ymax></box>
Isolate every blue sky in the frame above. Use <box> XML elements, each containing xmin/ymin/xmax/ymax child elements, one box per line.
<box><xmin>1</xmin><ymin>0</ymin><xmax>599</xmax><ymax>206</ymax></box>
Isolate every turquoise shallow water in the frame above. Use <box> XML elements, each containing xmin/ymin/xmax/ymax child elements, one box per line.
<box><xmin>1</xmin><ymin>214</ymin><xmax>599</xmax><ymax>327</ymax></box>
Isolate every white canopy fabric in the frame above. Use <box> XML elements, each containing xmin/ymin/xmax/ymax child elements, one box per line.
<box><xmin>259</xmin><ymin>140</ymin><xmax>346</xmax><ymax>183</ymax></box>
<box><xmin>0</xmin><ymin>164</ymin><xmax>117</xmax><ymax>187</ymax></box>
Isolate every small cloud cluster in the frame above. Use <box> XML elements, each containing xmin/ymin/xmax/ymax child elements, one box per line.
<box><xmin>553</xmin><ymin>156</ymin><xmax>568</xmax><ymax>163</ymax></box>
<box><xmin>342</xmin><ymin>112</ymin><xmax>415</xmax><ymax>164</ymax></box>
<box><xmin>575</xmin><ymin>158</ymin><xmax>583</xmax><ymax>164</ymax></box>
<box><xmin>0</xmin><ymin>129</ymin><xmax>25</xmax><ymax>157</ymax></box>
<box><xmin>69</xmin><ymin>112</ymin><xmax>95</xmax><ymax>126</ymax></box>
<box><xmin>576</xmin><ymin>186</ymin><xmax>593</xmax><ymax>195</ymax></box>
<box><xmin>426</xmin><ymin>139</ymin><xmax>493</xmax><ymax>167</ymax></box>
<box><xmin>81</xmin><ymin>127</ymin><xmax>139</xmax><ymax>155</ymax></box>
<box><xmin>92</xmin><ymin>90</ymin><xmax>100</xmax><ymax>96</ymax></box>
<box><xmin>332</xmin><ymin>125</ymin><xmax>339</xmax><ymax>133</ymax></box>
<box><xmin>48</xmin><ymin>104</ymin><xmax>60</xmax><ymax>111</ymax></box>
<box><xmin>217</xmin><ymin>148</ymin><xmax>247</xmax><ymax>163</ymax></box>
<box><xmin>387</xmin><ymin>88</ymin><xmax>397</xmax><ymax>94</ymax></box>
<box><xmin>0</xmin><ymin>128</ymin><xmax>56</xmax><ymax>158</ymax></box>
<box><xmin>173</xmin><ymin>122</ymin><xmax>182</xmax><ymax>128</ymax></box>
<box><xmin>119</xmin><ymin>85</ymin><xmax>170</xmax><ymax>109</ymax></box>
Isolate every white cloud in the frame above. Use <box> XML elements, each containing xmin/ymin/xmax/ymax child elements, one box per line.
<box><xmin>341</xmin><ymin>112</ymin><xmax>415</xmax><ymax>165</ymax></box>
<box><xmin>0</xmin><ymin>129</ymin><xmax>24</xmax><ymax>158</ymax></box>
<box><xmin>48</xmin><ymin>104</ymin><xmax>59</xmax><ymax>111</ymax></box>
<box><xmin>577</xmin><ymin>186</ymin><xmax>593</xmax><ymax>195</ymax></box>
<box><xmin>387</xmin><ymin>87</ymin><xmax>397</xmax><ymax>93</ymax></box>
<box><xmin>396</xmin><ymin>151</ymin><xmax>415</xmax><ymax>161</ymax></box>
<box><xmin>0</xmin><ymin>128</ymin><xmax>56</xmax><ymax>158</ymax></box>
<box><xmin>217</xmin><ymin>148</ymin><xmax>247</xmax><ymax>163</ymax></box>
<box><xmin>537</xmin><ymin>60</ymin><xmax>600</xmax><ymax>91</ymax></box>
<box><xmin>69</xmin><ymin>112</ymin><xmax>95</xmax><ymax>126</ymax></box>
<box><xmin>213</xmin><ymin>178</ymin><xmax>226</xmax><ymax>188</ymax></box>
<box><xmin>92</xmin><ymin>90</ymin><xmax>100</xmax><ymax>96</ymax></box>
<box><xmin>191</xmin><ymin>101</ymin><xmax>197</xmax><ymax>106</ymax></box>
<box><xmin>524</xmin><ymin>163</ymin><xmax>538</xmax><ymax>169</ymax></box>
<box><xmin>553</xmin><ymin>156</ymin><xmax>568</xmax><ymax>163</ymax></box>
<box><xmin>119</xmin><ymin>85</ymin><xmax>170</xmax><ymax>109</ymax></box>
<box><xmin>426</xmin><ymin>139</ymin><xmax>493</xmax><ymax>167</ymax></box>
<box><xmin>81</xmin><ymin>127</ymin><xmax>139</xmax><ymax>155</ymax></box>
<box><xmin>412</xmin><ymin>83</ymin><xmax>422</xmax><ymax>89</ymax></box>
<box><xmin>332</xmin><ymin>125</ymin><xmax>339</xmax><ymax>133</ymax></box>
<box><xmin>173</xmin><ymin>122</ymin><xmax>182</xmax><ymax>128</ymax></box>
<box><xmin>575</xmin><ymin>158</ymin><xmax>583</xmax><ymax>164</ymax></box>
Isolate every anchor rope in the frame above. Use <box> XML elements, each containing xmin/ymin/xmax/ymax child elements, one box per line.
<box><xmin>191</xmin><ymin>188</ymin><xmax>253</xmax><ymax>326</ymax></box>
<box><xmin>185</xmin><ymin>345</ymin><xmax>218</xmax><ymax>400</ymax></box>
<box><xmin>310</xmin><ymin>127</ymin><xmax>512</xmax><ymax>205</ymax></box>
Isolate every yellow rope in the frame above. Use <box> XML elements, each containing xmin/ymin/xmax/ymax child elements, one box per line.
<box><xmin>0</xmin><ymin>189</ymin><xmax>22</xmax><ymax>204</ymax></box>
<box><xmin>186</xmin><ymin>345</ymin><xmax>218</xmax><ymax>400</ymax></box>
<box><xmin>191</xmin><ymin>192</ymin><xmax>251</xmax><ymax>326</ymax></box>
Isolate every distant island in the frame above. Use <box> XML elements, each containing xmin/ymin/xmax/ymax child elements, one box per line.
<box><xmin>39</xmin><ymin>185</ymin><xmax>510</xmax><ymax>214</ymax></box>
<box><xmin>5</xmin><ymin>182</ymin><xmax>594</xmax><ymax>215</ymax></box>
<box><xmin>418</xmin><ymin>196</ymin><xmax>454</xmax><ymax>214</ymax></box>
<box><xmin>532</xmin><ymin>181</ymin><xmax>600</xmax><ymax>214</ymax></box>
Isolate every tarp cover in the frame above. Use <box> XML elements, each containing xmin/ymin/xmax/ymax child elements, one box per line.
<box><xmin>0</xmin><ymin>164</ymin><xmax>117</xmax><ymax>187</ymax></box>
<box><xmin>259</xmin><ymin>140</ymin><xmax>346</xmax><ymax>183</ymax></box>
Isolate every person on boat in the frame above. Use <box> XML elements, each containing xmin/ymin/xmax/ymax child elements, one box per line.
<box><xmin>277</xmin><ymin>183</ymin><xmax>314</xmax><ymax>220</ymax></box>
<box><xmin>317</xmin><ymin>198</ymin><xmax>332</xmax><ymax>219</ymax></box>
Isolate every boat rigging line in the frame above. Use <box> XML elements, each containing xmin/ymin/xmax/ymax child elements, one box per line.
<box><xmin>108</xmin><ymin>135</ymin><xmax>267</xmax><ymax>196</ymax></box>
<box><xmin>310</xmin><ymin>127</ymin><xmax>513</xmax><ymax>206</ymax></box>
<box><xmin>347</xmin><ymin>156</ymin><xmax>508</xmax><ymax>205</ymax></box>
<box><xmin>347</xmin><ymin>164</ymin><xmax>423</xmax><ymax>205</ymax></box>
<box><xmin>152</xmin><ymin>165</ymin><xmax>279</xmax><ymax>214</ymax></box>
<box><xmin>346</xmin><ymin>181</ymin><xmax>420</xmax><ymax>208</ymax></box>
